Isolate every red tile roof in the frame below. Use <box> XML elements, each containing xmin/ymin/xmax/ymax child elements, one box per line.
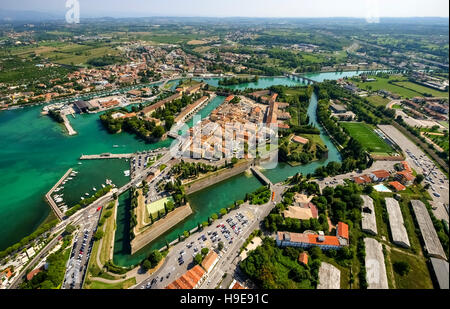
<box><xmin>397</xmin><ymin>171</ymin><xmax>415</xmax><ymax>181</ymax></box>
<box><xmin>389</xmin><ymin>181</ymin><xmax>406</xmax><ymax>191</ymax></box>
<box><xmin>298</xmin><ymin>252</ymin><xmax>309</xmax><ymax>265</ymax></box>
<box><xmin>337</xmin><ymin>222</ymin><xmax>349</xmax><ymax>239</ymax></box>
<box><xmin>26</xmin><ymin>268</ymin><xmax>41</xmax><ymax>281</ymax></box>
<box><xmin>165</xmin><ymin>265</ymin><xmax>205</xmax><ymax>289</ymax></box>
<box><xmin>371</xmin><ymin>170</ymin><xmax>390</xmax><ymax>179</ymax></box>
<box><xmin>201</xmin><ymin>251</ymin><xmax>218</xmax><ymax>272</ymax></box>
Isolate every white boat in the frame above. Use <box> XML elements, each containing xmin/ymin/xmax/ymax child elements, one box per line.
<box><xmin>67</xmin><ymin>177</ymin><xmax>73</xmax><ymax>180</ymax></box>
<box><xmin>85</xmin><ymin>193</ymin><xmax>89</xmax><ymax>196</ymax></box>
<box><xmin>81</xmin><ymin>197</ymin><xmax>84</xmax><ymax>200</ymax></box>
<box><xmin>78</xmin><ymin>162</ymin><xmax>82</xmax><ymax>165</ymax></box>
<box><xmin>101</xmin><ymin>184</ymin><xmax>105</xmax><ymax>188</ymax></box>
<box><xmin>113</xmin><ymin>145</ymin><xmax>119</xmax><ymax>148</ymax></box>
<box><xmin>93</xmin><ymin>187</ymin><xmax>97</xmax><ymax>191</ymax></box>
<box><xmin>124</xmin><ymin>170</ymin><xmax>130</xmax><ymax>177</ymax></box>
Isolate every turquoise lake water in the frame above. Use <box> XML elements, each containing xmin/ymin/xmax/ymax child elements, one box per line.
<box><xmin>0</xmin><ymin>71</ymin><xmax>365</xmax><ymax>256</ymax></box>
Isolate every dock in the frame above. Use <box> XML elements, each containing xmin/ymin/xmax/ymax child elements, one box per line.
<box><xmin>79</xmin><ymin>153</ymin><xmax>134</xmax><ymax>160</ymax></box>
<box><xmin>62</xmin><ymin>113</ymin><xmax>77</xmax><ymax>136</ymax></box>
<box><xmin>45</xmin><ymin>168</ymin><xmax>72</xmax><ymax>221</ymax></box>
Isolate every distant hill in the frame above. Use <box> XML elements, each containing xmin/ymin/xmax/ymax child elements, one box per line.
<box><xmin>0</xmin><ymin>10</ymin><xmax>63</xmax><ymax>22</ymax></box>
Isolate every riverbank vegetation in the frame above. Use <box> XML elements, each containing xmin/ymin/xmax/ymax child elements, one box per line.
<box><xmin>20</xmin><ymin>234</ymin><xmax>72</xmax><ymax>289</ymax></box>
<box><xmin>218</xmin><ymin>75</ymin><xmax>259</xmax><ymax>86</ymax></box>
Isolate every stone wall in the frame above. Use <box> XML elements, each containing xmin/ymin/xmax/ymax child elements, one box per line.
<box><xmin>184</xmin><ymin>159</ymin><xmax>254</xmax><ymax>195</ymax></box>
<box><xmin>130</xmin><ymin>203</ymin><xmax>193</xmax><ymax>254</ymax></box>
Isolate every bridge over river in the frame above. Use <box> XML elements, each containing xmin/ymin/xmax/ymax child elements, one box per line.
<box><xmin>284</xmin><ymin>73</ymin><xmax>318</xmax><ymax>84</ymax></box>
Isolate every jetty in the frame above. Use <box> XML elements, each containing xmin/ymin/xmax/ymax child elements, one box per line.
<box><xmin>62</xmin><ymin>113</ymin><xmax>77</xmax><ymax>136</ymax></box>
<box><xmin>45</xmin><ymin>168</ymin><xmax>72</xmax><ymax>221</ymax></box>
<box><xmin>79</xmin><ymin>153</ymin><xmax>134</xmax><ymax>160</ymax></box>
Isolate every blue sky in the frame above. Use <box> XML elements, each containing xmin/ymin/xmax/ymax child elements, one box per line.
<box><xmin>1</xmin><ymin>0</ymin><xmax>449</xmax><ymax>18</ymax></box>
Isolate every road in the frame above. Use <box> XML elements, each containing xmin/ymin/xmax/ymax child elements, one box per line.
<box><xmin>378</xmin><ymin>125</ymin><xmax>449</xmax><ymax>223</ymax></box>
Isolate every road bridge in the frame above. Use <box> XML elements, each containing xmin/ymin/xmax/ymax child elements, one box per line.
<box><xmin>250</xmin><ymin>166</ymin><xmax>273</xmax><ymax>187</ymax></box>
<box><xmin>284</xmin><ymin>73</ymin><xmax>317</xmax><ymax>84</ymax></box>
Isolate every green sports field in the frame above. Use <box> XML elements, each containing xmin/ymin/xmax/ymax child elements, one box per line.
<box><xmin>340</xmin><ymin>122</ymin><xmax>394</xmax><ymax>154</ymax></box>
<box><xmin>146</xmin><ymin>196</ymin><xmax>174</xmax><ymax>216</ymax></box>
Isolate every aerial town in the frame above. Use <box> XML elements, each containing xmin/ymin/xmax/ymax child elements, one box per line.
<box><xmin>0</xmin><ymin>0</ymin><xmax>449</xmax><ymax>295</ymax></box>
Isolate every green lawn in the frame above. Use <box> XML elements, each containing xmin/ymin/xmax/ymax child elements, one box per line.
<box><xmin>366</xmin><ymin>95</ymin><xmax>390</xmax><ymax>107</ymax></box>
<box><xmin>355</xmin><ymin>76</ymin><xmax>420</xmax><ymax>98</ymax></box>
<box><xmin>394</xmin><ymin>81</ymin><xmax>449</xmax><ymax>98</ymax></box>
<box><xmin>340</xmin><ymin>122</ymin><xmax>394</xmax><ymax>154</ymax></box>
<box><xmin>87</xmin><ymin>277</ymin><xmax>136</xmax><ymax>289</ymax></box>
<box><xmin>389</xmin><ymin>249</ymin><xmax>433</xmax><ymax>289</ymax></box>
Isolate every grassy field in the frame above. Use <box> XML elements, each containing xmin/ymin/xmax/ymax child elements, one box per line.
<box><xmin>99</xmin><ymin>203</ymin><xmax>117</xmax><ymax>265</ymax></box>
<box><xmin>366</xmin><ymin>95</ymin><xmax>390</xmax><ymax>107</ymax></box>
<box><xmin>87</xmin><ymin>277</ymin><xmax>136</xmax><ymax>289</ymax></box>
<box><xmin>340</xmin><ymin>122</ymin><xmax>394</xmax><ymax>154</ymax></box>
<box><xmin>355</xmin><ymin>75</ymin><xmax>425</xmax><ymax>98</ymax></box>
<box><xmin>426</xmin><ymin>133</ymin><xmax>449</xmax><ymax>152</ymax></box>
<box><xmin>146</xmin><ymin>196</ymin><xmax>174</xmax><ymax>217</ymax></box>
<box><xmin>394</xmin><ymin>81</ymin><xmax>448</xmax><ymax>98</ymax></box>
<box><xmin>389</xmin><ymin>249</ymin><xmax>433</xmax><ymax>289</ymax></box>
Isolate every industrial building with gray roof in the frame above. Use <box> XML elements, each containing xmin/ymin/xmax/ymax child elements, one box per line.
<box><xmin>364</xmin><ymin>238</ymin><xmax>389</xmax><ymax>289</ymax></box>
<box><xmin>361</xmin><ymin>195</ymin><xmax>377</xmax><ymax>235</ymax></box>
<box><xmin>385</xmin><ymin>197</ymin><xmax>410</xmax><ymax>248</ymax></box>
<box><xmin>410</xmin><ymin>200</ymin><xmax>447</xmax><ymax>260</ymax></box>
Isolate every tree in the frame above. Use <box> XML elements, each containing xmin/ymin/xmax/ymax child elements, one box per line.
<box><xmin>142</xmin><ymin>260</ymin><xmax>152</xmax><ymax>271</ymax></box>
<box><xmin>393</xmin><ymin>261</ymin><xmax>410</xmax><ymax>276</ymax></box>
<box><xmin>194</xmin><ymin>253</ymin><xmax>203</xmax><ymax>265</ymax></box>
<box><xmin>93</xmin><ymin>230</ymin><xmax>104</xmax><ymax>241</ymax></box>
<box><xmin>218</xmin><ymin>242</ymin><xmax>224</xmax><ymax>251</ymax></box>
<box><xmin>201</xmin><ymin>247</ymin><xmax>209</xmax><ymax>256</ymax></box>
<box><xmin>414</xmin><ymin>174</ymin><xmax>424</xmax><ymax>185</ymax></box>
<box><xmin>64</xmin><ymin>224</ymin><xmax>76</xmax><ymax>235</ymax></box>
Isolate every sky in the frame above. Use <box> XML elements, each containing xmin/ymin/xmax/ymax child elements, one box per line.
<box><xmin>1</xmin><ymin>0</ymin><xmax>449</xmax><ymax>18</ymax></box>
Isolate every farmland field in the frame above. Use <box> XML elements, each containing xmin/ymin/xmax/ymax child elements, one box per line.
<box><xmin>340</xmin><ymin>122</ymin><xmax>394</xmax><ymax>154</ymax></box>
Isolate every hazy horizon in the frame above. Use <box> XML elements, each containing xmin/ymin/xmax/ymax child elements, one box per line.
<box><xmin>0</xmin><ymin>0</ymin><xmax>449</xmax><ymax>19</ymax></box>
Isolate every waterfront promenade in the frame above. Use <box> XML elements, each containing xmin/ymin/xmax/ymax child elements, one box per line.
<box><xmin>45</xmin><ymin>168</ymin><xmax>72</xmax><ymax>221</ymax></box>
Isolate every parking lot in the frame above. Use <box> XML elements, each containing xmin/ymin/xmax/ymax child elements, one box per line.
<box><xmin>379</xmin><ymin>125</ymin><xmax>449</xmax><ymax>222</ymax></box>
<box><xmin>135</xmin><ymin>210</ymin><xmax>252</xmax><ymax>290</ymax></box>
<box><xmin>62</xmin><ymin>208</ymin><xmax>101</xmax><ymax>289</ymax></box>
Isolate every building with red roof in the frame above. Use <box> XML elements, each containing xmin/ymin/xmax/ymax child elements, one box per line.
<box><xmin>298</xmin><ymin>252</ymin><xmax>309</xmax><ymax>265</ymax></box>
<box><xmin>353</xmin><ymin>175</ymin><xmax>372</xmax><ymax>185</ymax></box>
<box><xmin>370</xmin><ymin>170</ymin><xmax>390</xmax><ymax>182</ymax></box>
<box><xmin>165</xmin><ymin>265</ymin><xmax>205</xmax><ymax>289</ymax></box>
<box><xmin>276</xmin><ymin>222</ymin><xmax>349</xmax><ymax>250</ymax></box>
<box><xmin>395</xmin><ymin>170</ymin><xmax>415</xmax><ymax>185</ymax></box>
<box><xmin>389</xmin><ymin>181</ymin><xmax>406</xmax><ymax>192</ymax></box>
